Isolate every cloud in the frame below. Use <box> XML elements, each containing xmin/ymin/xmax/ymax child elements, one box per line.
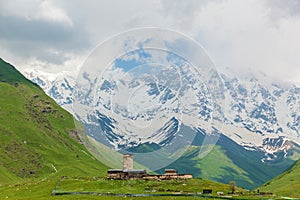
<box><xmin>0</xmin><ymin>0</ymin><xmax>90</xmax><ymax>71</ymax></box>
<box><xmin>265</xmin><ymin>0</ymin><xmax>300</xmax><ymax>19</ymax></box>
<box><xmin>0</xmin><ymin>0</ymin><xmax>72</xmax><ymax>26</ymax></box>
<box><xmin>0</xmin><ymin>15</ymin><xmax>70</xmax><ymax>44</ymax></box>
<box><xmin>36</xmin><ymin>0</ymin><xmax>73</xmax><ymax>26</ymax></box>
<box><xmin>172</xmin><ymin>0</ymin><xmax>300</xmax><ymax>82</ymax></box>
<box><xmin>0</xmin><ymin>0</ymin><xmax>299</xmax><ymax>83</ymax></box>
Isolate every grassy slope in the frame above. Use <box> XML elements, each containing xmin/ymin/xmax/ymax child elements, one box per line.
<box><xmin>0</xmin><ymin>58</ymin><xmax>108</xmax><ymax>198</ymax></box>
<box><xmin>158</xmin><ymin>145</ymin><xmax>253</xmax><ymax>188</ymax></box>
<box><xmin>258</xmin><ymin>159</ymin><xmax>300</xmax><ymax>198</ymax></box>
<box><xmin>158</xmin><ymin>133</ymin><xmax>295</xmax><ymax>190</ymax></box>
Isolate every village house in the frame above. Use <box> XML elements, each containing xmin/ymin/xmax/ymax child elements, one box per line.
<box><xmin>107</xmin><ymin>154</ymin><xmax>192</xmax><ymax>180</ymax></box>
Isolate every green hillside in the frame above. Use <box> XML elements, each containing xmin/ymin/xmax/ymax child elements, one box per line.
<box><xmin>258</xmin><ymin>159</ymin><xmax>300</xmax><ymax>198</ymax></box>
<box><xmin>0</xmin><ymin>58</ymin><xmax>108</xmax><ymax>198</ymax></box>
<box><xmin>146</xmin><ymin>133</ymin><xmax>295</xmax><ymax>190</ymax></box>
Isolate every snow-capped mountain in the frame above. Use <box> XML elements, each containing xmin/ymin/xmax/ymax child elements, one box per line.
<box><xmin>23</xmin><ymin>66</ymin><xmax>300</xmax><ymax>154</ymax></box>
<box><xmin>220</xmin><ymin>68</ymin><xmax>299</xmax><ymax>151</ymax></box>
<box><xmin>23</xmin><ymin>65</ymin><xmax>300</xmax><ymax>189</ymax></box>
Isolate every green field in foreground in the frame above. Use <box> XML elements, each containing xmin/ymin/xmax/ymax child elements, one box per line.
<box><xmin>0</xmin><ymin>178</ymin><xmax>285</xmax><ymax>200</ymax></box>
<box><xmin>55</xmin><ymin>177</ymin><xmax>234</xmax><ymax>194</ymax></box>
<box><xmin>1</xmin><ymin>176</ymin><xmax>278</xmax><ymax>200</ymax></box>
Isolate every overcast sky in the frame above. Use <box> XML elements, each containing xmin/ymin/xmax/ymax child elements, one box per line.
<box><xmin>0</xmin><ymin>0</ymin><xmax>299</xmax><ymax>84</ymax></box>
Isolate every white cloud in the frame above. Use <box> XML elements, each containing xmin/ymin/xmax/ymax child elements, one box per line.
<box><xmin>36</xmin><ymin>0</ymin><xmax>73</xmax><ymax>26</ymax></box>
<box><xmin>0</xmin><ymin>0</ymin><xmax>72</xmax><ymax>26</ymax></box>
<box><xmin>0</xmin><ymin>0</ymin><xmax>299</xmax><ymax>83</ymax></box>
<box><xmin>181</xmin><ymin>0</ymin><xmax>300</xmax><ymax>82</ymax></box>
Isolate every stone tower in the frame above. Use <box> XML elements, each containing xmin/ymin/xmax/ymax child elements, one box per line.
<box><xmin>123</xmin><ymin>154</ymin><xmax>133</xmax><ymax>170</ymax></box>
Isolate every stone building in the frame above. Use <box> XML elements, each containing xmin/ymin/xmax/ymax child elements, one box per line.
<box><xmin>107</xmin><ymin>154</ymin><xmax>147</xmax><ymax>180</ymax></box>
<box><xmin>122</xmin><ymin>154</ymin><xmax>133</xmax><ymax>170</ymax></box>
<box><xmin>107</xmin><ymin>154</ymin><xmax>192</xmax><ymax>180</ymax></box>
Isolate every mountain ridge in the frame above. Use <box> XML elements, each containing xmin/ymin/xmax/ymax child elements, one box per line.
<box><xmin>23</xmin><ymin>64</ymin><xmax>300</xmax><ymax>154</ymax></box>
